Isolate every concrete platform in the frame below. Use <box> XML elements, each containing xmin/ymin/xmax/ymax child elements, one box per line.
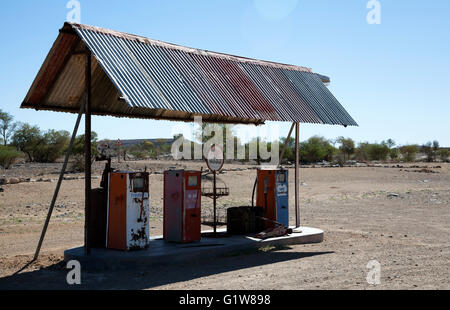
<box><xmin>64</xmin><ymin>227</ymin><xmax>323</xmax><ymax>270</ymax></box>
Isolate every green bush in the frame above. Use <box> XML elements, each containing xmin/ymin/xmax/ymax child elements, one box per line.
<box><xmin>389</xmin><ymin>148</ymin><xmax>399</xmax><ymax>161</ymax></box>
<box><xmin>337</xmin><ymin>137</ymin><xmax>355</xmax><ymax>161</ymax></box>
<box><xmin>299</xmin><ymin>136</ymin><xmax>335</xmax><ymax>163</ymax></box>
<box><xmin>69</xmin><ymin>132</ymin><xmax>99</xmax><ymax>172</ymax></box>
<box><xmin>11</xmin><ymin>123</ymin><xmax>70</xmax><ymax>163</ymax></box>
<box><xmin>367</xmin><ymin>144</ymin><xmax>390</xmax><ymax>161</ymax></box>
<box><xmin>399</xmin><ymin>145</ymin><xmax>419</xmax><ymax>162</ymax></box>
<box><xmin>438</xmin><ymin>149</ymin><xmax>450</xmax><ymax>162</ymax></box>
<box><xmin>354</xmin><ymin>143</ymin><xmax>390</xmax><ymax>161</ymax></box>
<box><xmin>0</xmin><ymin>146</ymin><xmax>21</xmax><ymax>169</ymax></box>
<box><xmin>33</xmin><ymin>130</ymin><xmax>70</xmax><ymax>162</ymax></box>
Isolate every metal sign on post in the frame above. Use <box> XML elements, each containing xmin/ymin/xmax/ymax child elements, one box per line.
<box><xmin>205</xmin><ymin>144</ymin><xmax>224</xmax><ymax>235</ymax></box>
<box><xmin>115</xmin><ymin>139</ymin><xmax>123</xmax><ymax>163</ymax></box>
<box><xmin>206</xmin><ymin>144</ymin><xmax>224</xmax><ymax>173</ymax></box>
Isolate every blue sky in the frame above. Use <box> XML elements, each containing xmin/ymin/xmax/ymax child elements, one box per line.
<box><xmin>0</xmin><ymin>0</ymin><xmax>449</xmax><ymax>146</ymax></box>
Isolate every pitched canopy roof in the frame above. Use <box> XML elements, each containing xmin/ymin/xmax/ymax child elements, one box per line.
<box><xmin>21</xmin><ymin>22</ymin><xmax>357</xmax><ymax>126</ymax></box>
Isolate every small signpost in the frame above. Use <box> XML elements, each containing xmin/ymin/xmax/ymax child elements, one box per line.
<box><xmin>205</xmin><ymin>144</ymin><xmax>225</xmax><ymax>235</ymax></box>
<box><xmin>114</xmin><ymin>139</ymin><xmax>123</xmax><ymax>163</ymax></box>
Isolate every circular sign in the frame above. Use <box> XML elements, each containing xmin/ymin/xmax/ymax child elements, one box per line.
<box><xmin>205</xmin><ymin>144</ymin><xmax>224</xmax><ymax>172</ymax></box>
<box><xmin>97</xmin><ymin>141</ymin><xmax>110</xmax><ymax>154</ymax></box>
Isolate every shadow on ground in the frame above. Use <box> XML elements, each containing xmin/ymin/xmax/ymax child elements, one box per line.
<box><xmin>0</xmin><ymin>247</ymin><xmax>334</xmax><ymax>290</ymax></box>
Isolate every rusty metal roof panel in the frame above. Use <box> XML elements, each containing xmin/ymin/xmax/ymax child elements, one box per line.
<box><xmin>21</xmin><ymin>22</ymin><xmax>357</xmax><ymax>126</ymax></box>
<box><xmin>124</xmin><ymin>40</ymin><xmax>210</xmax><ymax>115</ymax></box>
<box><xmin>238</xmin><ymin>63</ymin><xmax>323</xmax><ymax>124</ymax></box>
<box><xmin>163</xmin><ymin>49</ymin><xmax>228</xmax><ymax>117</ymax></box>
<box><xmin>283</xmin><ymin>70</ymin><xmax>358</xmax><ymax>126</ymax></box>
<box><xmin>188</xmin><ymin>53</ymin><xmax>257</xmax><ymax>120</ymax></box>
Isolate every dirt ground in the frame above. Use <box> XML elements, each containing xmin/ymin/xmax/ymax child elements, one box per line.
<box><xmin>0</xmin><ymin>159</ymin><xmax>449</xmax><ymax>290</ymax></box>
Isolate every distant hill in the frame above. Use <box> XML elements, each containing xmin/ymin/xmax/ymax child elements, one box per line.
<box><xmin>99</xmin><ymin>138</ymin><xmax>174</xmax><ymax>149</ymax></box>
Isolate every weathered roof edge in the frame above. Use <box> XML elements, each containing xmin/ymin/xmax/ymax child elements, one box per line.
<box><xmin>64</xmin><ymin>23</ymin><xmax>317</xmax><ymax>75</ymax></box>
<box><xmin>20</xmin><ymin>22</ymin><xmax>355</xmax><ymax>127</ymax></box>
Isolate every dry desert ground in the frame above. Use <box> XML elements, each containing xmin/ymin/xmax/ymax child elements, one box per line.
<box><xmin>0</xmin><ymin>160</ymin><xmax>449</xmax><ymax>289</ymax></box>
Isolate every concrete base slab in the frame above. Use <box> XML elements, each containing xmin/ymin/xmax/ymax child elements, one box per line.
<box><xmin>292</xmin><ymin>227</ymin><xmax>303</xmax><ymax>233</ymax></box>
<box><xmin>64</xmin><ymin>227</ymin><xmax>323</xmax><ymax>270</ymax></box>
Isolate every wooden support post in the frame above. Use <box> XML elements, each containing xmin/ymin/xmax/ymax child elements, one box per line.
<box><xmin>213</xmin><ymin>171</ymin><xmax>217</xmax><ymax>235</ymax></box>
<box><xmin>84</xmin><ymin>52</ymin><xmax>92</xmax><ymax>255</ymax></box>
<box><xmin>33</xmin><ymin>103</ymin><xmax>85</xmax><ymax>261</ymax></box>
<box><xmin>278</xmin><ymin>123</ymin><xmax>295</xmax><ymax>168</ymax></box>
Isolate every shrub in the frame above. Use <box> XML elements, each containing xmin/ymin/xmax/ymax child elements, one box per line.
<box><xmin>337</xmin><ymin>137</ymin><xmax>355</xmax><ymax>161</ymax></box>
<box><xmin>11</xmin><ymin>123</ymin><xmax>69</xmax><ymax>163</ymax></box>
<box><xmin>0</xmin><ymin>109</ymin><xmax>17</xmax><ymax>146</ymax></box>
<box><xmin>355</xmin><ymin>143</ymin><xmax>389</xmax><ymax>161</ymax></box>
<box><xmin>33</xmin><ymin>130</ymin><xmax>70</xmax><ymax>162</ymax></box>
<box><xmin>299</xmin><ymin>136</ymin><xmax>335</xmax><ymax>163</ymax></box>
<box><xmin>0</xmin><ymin>146</ymin><xmax>21</xmax><ymax>169</ymax></box>
<box><xmin>389</xmin><ymin>148</ymin><xmax>400</xmax><ymax>161</ymax></box>
<box><xmin>438</xmin><ymin>149</ymin><xmax>450</xmax><ymax>162</ymax></box>
<box><xmin>69</xmin><ymin>132</ymin><xmax>98</xmax><ymax>172</ymax></box>
<box><xmin>399</xmin><ymin>145</ymin><xmax>419</xmax><ymax>162</ymax></box>
<box><xmin>11</xmin><ymin>123</ymin><xmax>41</xmax><ymax>162</ymax></box>
<box><xmin>367</xmin><ymin>143</ymin><xmax>390</xmax><ymax>161</ymax></box>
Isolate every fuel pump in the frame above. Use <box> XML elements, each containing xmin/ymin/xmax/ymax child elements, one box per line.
<box><xmin>163</xmin><ymin>170</ymin><xmax>202</xmax><ymax>243</ymax></box>
<box><xmin>106</xmin><ymin>172</ymin><xmax>150</xmax><ymax>250</ymax></box>
<box><xmin>256</xmin><ymin>168</ymin><xmax>289</xmax><ymax>228</ymax></box>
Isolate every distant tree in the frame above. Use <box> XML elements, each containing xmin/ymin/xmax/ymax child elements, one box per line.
<box><xmin>389</xmin><ymin>148</ymin><xmax>400</xmax><ymax>161</ymax></box>
<box><xmin>70</xmin><ymin>132</ymin><xmax>99</xmax><ymax>171</ymax></box>
<box><xmin>0</xmin><ymin>146</ymin><xmax>21</xmax><ymax>169</ymax></box>
<box><xmin>432</xmin><ymin>140</ymin><xmax>440</xmax><ymax>161</ymax></box>
<box><xmin>400</xmin><ymin>145</ymin><xmax>419</xmax><ymax>162</ymax></box>
<box><xmin>355</xmin><ymin>142</ymin><xmax>389</xmax><ymax>161</ymax></box>
<box><xmin>354</xmin><ymin>142</ymin><xmax>369</xmax><ymax>161</ymax></box>
<box><xmin>0</xmin><ymin>109</ymin><xmax>17</xmax><ymax>146</ymax></box>
<box><xmin>11</xmin><ymin>123</ymin><xmax>42</xmax><ymax>162</ymax></box>
<box><xmin>71</xmin><ymin>132</ymin><xmax>99</xmax><ymax>157</ymax></box>
<box><xmin>385</xmin><ymin>139</ymin><xmax>396</xmax><ymax>149</ymax></box>
<box><xmin>33</xmin><ymin>130</ymin><xmax>70</xmax><ymax>163</ymax></box>
<box><xmin>142</xmin><ymin>141</ymin><xmax>155</xmax><ymax>152</ymax></box>
<box><xmin>337</xmin><ymin>137</ymin><xmax>355</xmax><ymax>161</ymax></box>
<box><xmin>11</xmin><ymin>123</ymin><xmax>69</xmax><ymax>163</ymax></box>
<box><xmin>381</xmin><ymin>139</ymin><xmax>399</xmax><ymax>161</ymax></box>
<box><xmin>299</xmin><ymin>136</ymin><xmax>335</xmax><ymax>163</ymax></box>
<box><xmin>367</xmin><ymin>143</ymin><xmax>390</xmax><ymax>161</ymax></box>
<box><xmin>422</xmin><ymin>142</ymin><xmax>433</xmax><ymax>162</ymax></box>
<box><xmin>438</xmin><ymin>149</ymin><xmax>449</xmax><ymax>162</ymax></box>
<box><xmin>279</xmin><ymin>137</ymin><xmax>295</xmax><ymax>163</ymax></box>
<box><xmin>422</xmin><ymin>141</ymin><xmax>439</xmax><ymax>162</ymax></box>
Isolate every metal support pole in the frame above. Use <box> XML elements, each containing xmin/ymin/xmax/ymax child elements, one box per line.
<box><xmin>84</xmin><ymin>52</ymin><xmax>92</xmax><ymax>255</ymax></box>
<box><xmin>213</xmin><ymin>171</ymin><xmax>217</xmax><ymax>235</ymax></box>
<box><xmin>33</xmin><ymin>103</ymin><xmax>85</xmax><ymax>261</ymax></box>
<box><xmin>278</xmin><ymin>123</ymin><xmax>295</xmax><ymax>168</ymax></box>
<box><xmin>294</xmin><ymin>122</ymin><xmax>300</xmax><ymax>228</ymax></box>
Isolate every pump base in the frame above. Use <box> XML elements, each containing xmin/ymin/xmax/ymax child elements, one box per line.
<box><xmin>64</xmin><ymin>227</ymin><xmax>323</xmax><ymax>271</ymax></box>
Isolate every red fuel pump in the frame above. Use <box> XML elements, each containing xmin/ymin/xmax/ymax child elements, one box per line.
<box><xmin>163</xmin><ymin>170</ymin><xmax>202</xmax><ymax>243</ymax></box>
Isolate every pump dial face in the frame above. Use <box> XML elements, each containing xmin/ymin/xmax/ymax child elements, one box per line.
<box><xmin>205</xmin><ymin>144</ymin><xmax>224</xmax><ymax>172</ymax></box>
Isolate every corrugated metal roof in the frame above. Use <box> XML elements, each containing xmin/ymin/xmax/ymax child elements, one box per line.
<box><xmin>21</xmin><ymin>22</ymin><xmax>357</xmax><ymax>126</ymax></box>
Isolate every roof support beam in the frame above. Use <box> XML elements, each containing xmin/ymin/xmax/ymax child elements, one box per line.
<box><xmin>278</xmin><ymin>123</ymin><xmax>295</xmax><ymax>167</ymax></box>
<box><xmin>294</xmin><ymin>122</ymin><xmax>301</xmax><ymax>229</ymax></box>
<box><xmin>84</xmin><ymin>52</ymin><xmax>92</xmax><ymax>256</ymax></box>
<box><xmin>32</xmin><ymin>102</ymin><xmax>85</xmax><ymax>262</ymax></box>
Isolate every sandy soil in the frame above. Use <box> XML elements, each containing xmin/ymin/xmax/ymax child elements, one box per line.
<box><xmin>0</xmin><ymin>160</ymin><xmax>449</xmax><ymax>290</ymax></box>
